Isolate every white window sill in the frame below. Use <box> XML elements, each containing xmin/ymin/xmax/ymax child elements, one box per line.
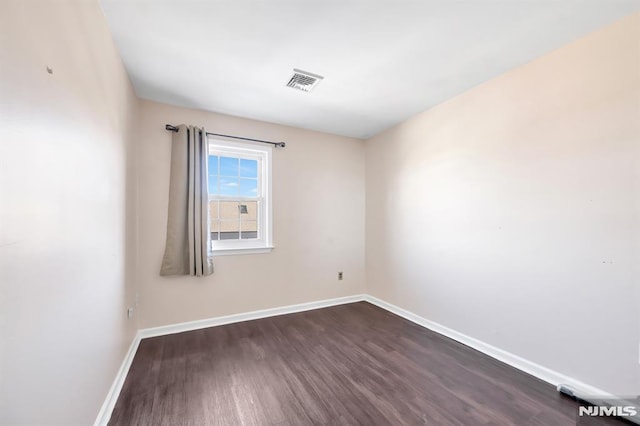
<box><xmin>211</xmin><ymin>246</ymin><xmax>274</xmax><ymax>256</ymax></box>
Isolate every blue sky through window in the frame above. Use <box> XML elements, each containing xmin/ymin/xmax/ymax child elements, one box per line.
<box><xmin>240</xmin><ymin>159</ymin><xmax>257</xmax><ymax>178</ymax></box>
<box><xmin>219</xmin><ymin>177</ymin><xmax>238</xmax><ymax>196</ymax></box>
<box><xmin>240</xmin><ymin>178</ymin><xmax>257</xmax><ymax>196</ymax></box>
<box><xmin>209</xmin><ymin>155</ymin><xmax>258</xmax><ymax>197</ymax></box>
<box><xmin>220</xmin><ymin>156</ymin><xmax>238</xmax><ymax>176</ymax></box>
<box><xmin>208</xmin><ymin>155</ymin><xmax>218</xmax><ymax>175</ymax></box>
<box><xmin>208</xmin><ymin>176</ymin><xmax>218</xmax><ymax>193</ymax></box>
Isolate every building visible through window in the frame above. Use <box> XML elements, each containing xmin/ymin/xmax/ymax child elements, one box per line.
<box><xmin>208</xmin><ymin>139</ymin><xmax>272</xmax><ymax>254</ymax></box>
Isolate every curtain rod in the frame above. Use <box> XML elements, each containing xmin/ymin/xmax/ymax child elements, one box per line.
<box><xmin>165</xmin><ymin>124</ymin><xmax>286</xmax><ymax>148</ymax></box>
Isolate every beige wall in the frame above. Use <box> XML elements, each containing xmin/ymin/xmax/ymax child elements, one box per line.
<box><xmin>366</xmin><ymin>13</ymin><xmax>640</xmax><ymax>396</ymax></box>
<box><xmin>2</xmin><ymin>1</ymin><xmax>637</xmax><ymax>422</ymax></box>
<box><xmin>136</xmin><ymin>100</ymin><xmax>366</xmax><ymax>328</ymax></box>
<box><xmin>0</xmin><ymin>0</ymin><xmax>139</xmax><ymax>424</ymax></box>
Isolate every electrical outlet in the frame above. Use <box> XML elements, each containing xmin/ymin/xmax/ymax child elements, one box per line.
<box><xmin>127</xmin><ymin>307</ymin><xmax>134</xmax><ymax>319</ymax></box>
<box><xmin>338</xmin><ymin>272</ymin><xmax>343</xmax><ymax>280</ymax></box>
<box><xmin>135</xmin><ymin>292</ymin><xmax>140</xmax><ymax>307</ymax></box>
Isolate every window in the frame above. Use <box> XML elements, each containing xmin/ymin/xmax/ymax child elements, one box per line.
<box><xmin>208</xmin><ymin>138</ymin><xmax>272</xmax><ymax>255</ymax></box>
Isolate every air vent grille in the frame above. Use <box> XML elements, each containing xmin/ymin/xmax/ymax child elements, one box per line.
<box><xmin>286</xmin><ymin>69</ymin><xmax>324</xmax><ymax>92</ymax></box>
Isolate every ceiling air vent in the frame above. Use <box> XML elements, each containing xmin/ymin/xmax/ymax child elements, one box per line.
<box><xmin>286</xmin><ymin>69</ymin><xmax>324</xmax><ymax>92</ymax></box>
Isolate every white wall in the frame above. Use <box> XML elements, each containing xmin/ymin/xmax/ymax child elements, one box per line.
<box><xmin>0</xmin><ymin>1</ymin><xmax>138</xmax><ymax>424</ymax></box>
<box><xmin>365</xmin><ymin>13</ymin><xmax>640</xmax><ymax>396</ymax></box>
<box><xmin>136</xmin><ymin>100</ymin><xmax>365</xmax><ymax>328</ymax></box>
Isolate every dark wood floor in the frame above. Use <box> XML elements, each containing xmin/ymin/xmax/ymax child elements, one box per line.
<box><xmin>110</xmin><ymin>302</ymin><xmax>624</xmax><ymax>425</ymax></box>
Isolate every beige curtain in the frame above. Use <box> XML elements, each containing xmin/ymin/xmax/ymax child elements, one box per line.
<box><xmin>160</xmin><ymin>125</ymin><xmax>214</xmax><ymax>276</ymax></box>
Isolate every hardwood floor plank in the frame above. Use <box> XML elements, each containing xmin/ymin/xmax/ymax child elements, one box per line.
<box><xmin>109</xmin><ymin>302</ymin><xmax>626</xmax><ymax>425</ymax></box>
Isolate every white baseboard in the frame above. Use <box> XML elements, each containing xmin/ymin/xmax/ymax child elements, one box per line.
<box><xmin>94</xmin><ymin>333</ymin><xmax>141</xmax><ymax>426</ymax></box>
<box><xmin>94</xmin><ymin>294</ymin><xmax>365</xmax><ymax>425</ymax></box>
<box><xmin>138</xmin><ymin>294</ymin><xmax>366</xmax><ymax>339</ymax></box>
<box><xmin>96</xmin><ymin>293</ymin><xmax>637</xmax><ymax>424</ymax></box>
<box><xmin>363</xmin><ymin>295</ymin><xmax>631</xmax><ymax>401</ymax></box>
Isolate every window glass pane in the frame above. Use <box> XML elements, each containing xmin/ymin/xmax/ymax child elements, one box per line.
<box><xmin>243</xmin><ymin>201</ymin><xmax>257</xmax><ymax>220</ymax></box>
<box><xmin>219</xmin><ymin>232</ymin><xmax>239</xmax><ymax>240</ymax></box>
<box><xmin>208</xmin><ymin>155</ymin><xmax>218</xmax><ymax>176</ymax></box>
<box><xmin>219</xmin><ymin>201</ymin><xmax>238</xmax><ymax>219</ymax></box>
<box><xmin>220</xmin><ymin>219</ymin><xmax>239</xmax><ymax>232</ymax></box>
<box><xmin>208</xmin><ymin>144</ymin><xmax>270</xmax><ymax>251</ymax></box>
<box><xmin>209</xmin><ymin>201</ymin><xmax>219</xmax><ymax>221</ymax></box>
<box><xmin>208</xmin><ymin>176</ymin><xmax>218</xmax><ymax>194</ymax></box>
<box><xmin>239</xmin><ymin>178</ymin><xmax>258</xmax><ymax>197</ymax></box>
<box><xmin>209</xmin><ymin>201</ymin><xmax>220</xmax><ymax>240</ymax></box>
<box><xmin>220</xmin><ymin>156</ymin><xmax>239</xmax><ymax>177</ymax></box>
<box><xmin>241</xmin><ymin>220</ymin><xmax>257</xmax><ymax>239</ymax></box>
<box><xmin>240</xmin><ymin>159</ymin><xmax>258</xmax><ymax>178</ymax></box>
<box><xmin>219</xmin><ymin>220</ymin><xmax>240</xmax><ymax>240</ymax></box>
<box><xmin>219</xmin><ymin>177</ymin><xmax>239</xmax><ymax>196</ymax></box>
<box><xmin>210</xmin><ymin>221</ymin><xmax>220</xmax><ymax>240</ymax></box>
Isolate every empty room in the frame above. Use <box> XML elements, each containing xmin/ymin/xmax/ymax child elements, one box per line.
<box><xmin>1</xmin><ymin>0</ymin><xmax>639</xmax><ymax>425</ymax></box>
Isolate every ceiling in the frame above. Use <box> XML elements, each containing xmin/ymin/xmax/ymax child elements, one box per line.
<box><xmin>100</xmin><ymin>0</ymin><xmax>639</xmax><ymax>139</ymax></box>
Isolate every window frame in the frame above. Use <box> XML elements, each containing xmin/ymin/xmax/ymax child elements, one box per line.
<box><xmin>207</xmin><ymin>138</ymin><xmax>273</xmax><ymax>256</ymax></box>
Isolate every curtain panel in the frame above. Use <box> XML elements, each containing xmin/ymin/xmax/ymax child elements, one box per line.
<box><xmin>160</xmin><ymin>125</ymin><xmax>214</xmax><ymax>276</ymax></box>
